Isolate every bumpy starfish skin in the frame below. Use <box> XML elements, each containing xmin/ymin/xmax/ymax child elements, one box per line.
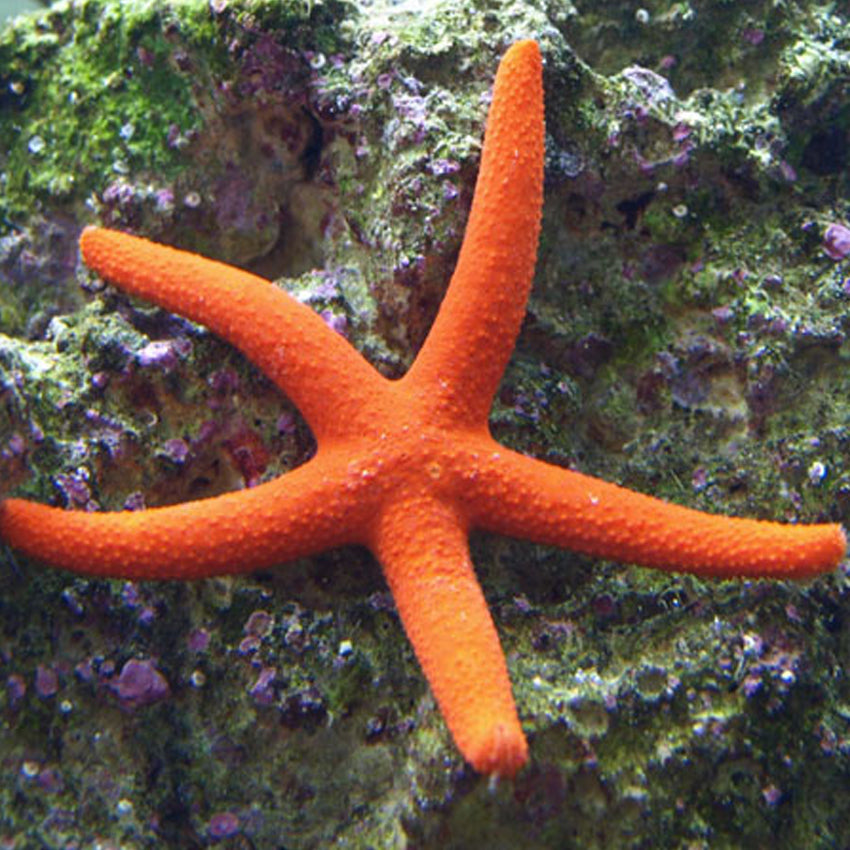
<box><xmin>0</xmin><ymin>41</ymin><xmax>845</xmax><ymax>778</ymax></box>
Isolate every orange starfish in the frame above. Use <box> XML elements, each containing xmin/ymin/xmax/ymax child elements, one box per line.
<box><xmin>0</xmin><ymin>41</ymin><xmax>845</xmax><ymax>779</ymax></box>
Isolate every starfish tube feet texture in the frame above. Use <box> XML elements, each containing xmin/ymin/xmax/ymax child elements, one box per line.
<box><xmin>0</xmin><ymin>40</ymin><xmax>845</xmax><ymax>780</ymax></box>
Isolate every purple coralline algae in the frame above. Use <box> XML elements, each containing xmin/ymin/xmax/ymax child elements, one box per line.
<box><xmin>248</xmin><ymin>666</ymin><xmax>277</xmax><ymax>705</ymax></box>
<box><xmin>135</xmin><ymin>338</ymin><xmax>190</xmax><ymax>371</ymax></box>
<box><xmin>6</xmin><ymin>674</ymin><xmax>26</xmax><ymax>707</ymax></box>
<box><xmin>207</xmin><ymin>811</ymin><xmax>241</xmax><ymax>841</ymax></box>
<box><xmin>34</xmin><ymin>665</ymin><xmax>59</xmax><ymax>699</ymax></box>
<box><xmin>244</xmin><ymin>609</ymin><xmax>274</xmax><ymax>637</ymax></box>
<box><xmin>823</xmin><ymin>222</ymin><xmax>850</xmax><ymax>260</ymax></box>
<box><xmin>187</xmin><ymin>627</ymin><xmax>211</xmax><ymax>653</ymax></box>
<box><xmin>108</xmin><ymin>659</ymin><xmax>171</xmax><ymax>711</ymax></box>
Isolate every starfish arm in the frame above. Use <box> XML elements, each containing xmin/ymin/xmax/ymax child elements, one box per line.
<box><xmin>79</xmin><ymin>227</ymin><xmax>387</xmax><ymax>440</ymax></box>
<box><xmin>0</xmin><ymin>453</ymin><xmax>365</xmax><ymax>580</ymax></box>
<box><xmin>468</xmin><ymin>447</ymin><xmax>846</xmax><ymax>578</ymax></box>
<box><xmin>405</xmin><ymin>40</ymin><xmax>544</xmax><ymax>426</ymax></box>
<box><xmin>371</xmin><ymin>497</ymin><xmax>527</xmax><ymax>778</ymax></box>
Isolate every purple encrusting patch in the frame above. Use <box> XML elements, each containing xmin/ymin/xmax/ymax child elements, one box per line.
<box><xmin>249</xmin><ymin>666</ymin><xmax>277</xmax><ymax>705</ymax></box>
<box><xmin>823</xmin><ymin>222</ymin><xmax>850</xmax><ymax>260</ymax></box>
<box><xmin>208</xmin><ymin>811</ymin><xmax>240</xmax><ymax>840</ymax></box>
<box><xmin>108</xmin><ymin>659</ymin><xmax>171</xmax><ymax>710</ymax></box>
<box><xmin>35</xmin><ymin>664</ymin><xmax>59</xmax><ymax>698</ymax></box>
<box><xmin>187</xmin><ymin>628</ymin><xmax>211</xmax><ymax>652</ymax></box>
<box><xmin>6</xmin><ymin>674</ymin><xmax>26</xmax><ymax>706</ymax></box>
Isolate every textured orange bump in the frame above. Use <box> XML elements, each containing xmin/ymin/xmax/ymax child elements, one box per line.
<box><xmin>0</xmin><ymin>40</ymin><xmax>845</xmax><ymax>779</ymax></box>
